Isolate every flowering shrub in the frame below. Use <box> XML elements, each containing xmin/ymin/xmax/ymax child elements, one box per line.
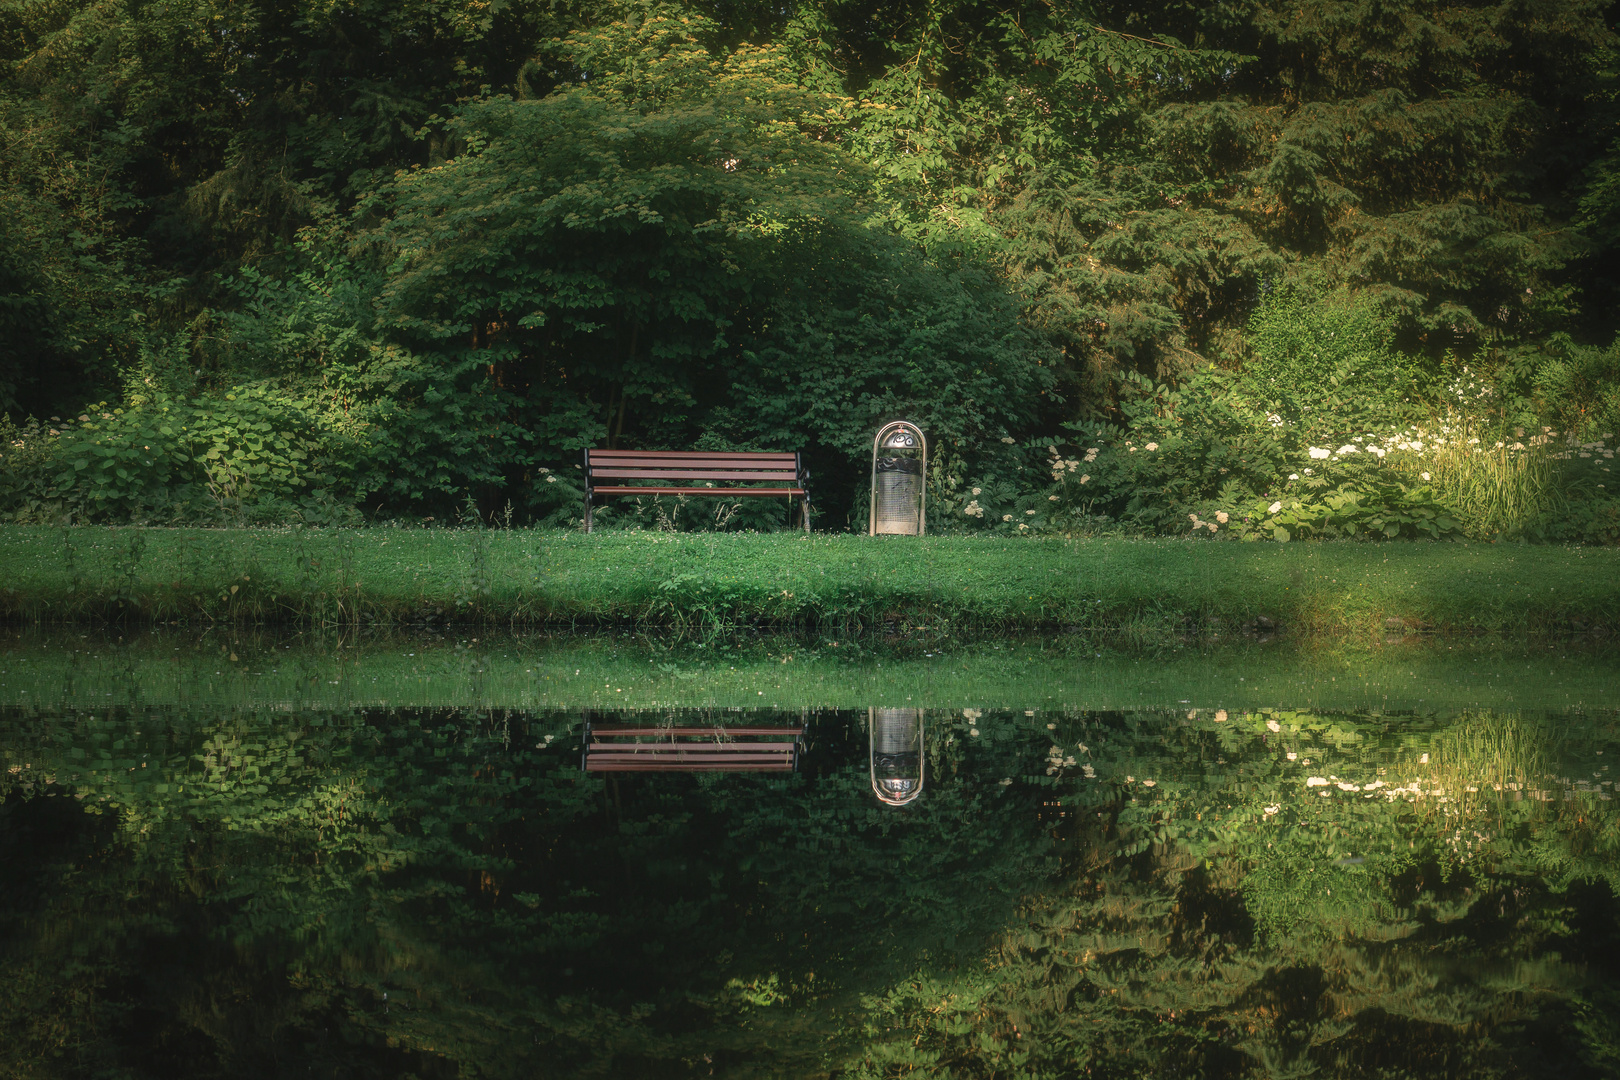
<box><xmin>1005</xmin><ymin>289</ymin><xmax>1614</xmax><ymax>541</ymax></box>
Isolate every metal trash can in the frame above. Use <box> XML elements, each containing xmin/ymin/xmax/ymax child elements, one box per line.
<box><xmin>869</xmin><ymin>421</ymin><xmax>926</xmax><ymax>535</ymax></box>
<box><xmin>869</xmin><ymin>707</ymin><xmax>924</xmax><ymax>806</ymax></box>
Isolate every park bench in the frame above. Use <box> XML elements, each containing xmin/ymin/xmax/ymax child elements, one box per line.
<box><xmin>582</xmin><ymin>723</ymin><xmax>805</xmax><ymax>772</ymax></box>
<box><xmin>582</xmin><ymin>449</ymin><xmax>810</xmax><ymax>532</ymax></box>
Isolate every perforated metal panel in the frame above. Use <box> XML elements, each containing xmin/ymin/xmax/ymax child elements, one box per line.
<box><xmin>870</xmin><ymin>707</ymin><xmax>924</xmax><ymax>806</ymax></box>
<box><xmin>873</xmin><ymin>458</ymin><xmax>922</xmax><ymax>534</ymax></box>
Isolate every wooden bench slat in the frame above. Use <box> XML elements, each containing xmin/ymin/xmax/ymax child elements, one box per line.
<box><xmin>590</xmin><ymin>747</ymin><xmax>799</xmax><ymax>756</ymax></box>
<box><xmin>589</xmin><ymin>450</ymin><xmax>799</xmax><ymax>461</ymax></box>
<box><xmin>590</xmin><ymin>458</ymin><xmax>799</xmax><ymax>468</ymax></box>
<box><xmin>592</xmin><ymin>751</ymin><xmax>800</xmax><ymax>761</ymax></box>
<box><xmin>587</xmin><ymin>761</ymin><xmax>795</xmax><ymax>771</ymax></box>
<box><xmin>589</xmin><ymin>740</ymin><xmax>799</xmax><ymax>748</ymax></box>
<box><xmin>589</xmin><ymin>752</ymin><xmax>793</xmax><ymax>761</ymax></box>
<box><xmin>591</xmin><ymin>468</ymin><xmax>801</xmax><ymax>481</ymax></box>
<box><xmin>591</xmin><ymin>728</ymin><xmax>803</xmax><ymax>737</ymax></box>
<box><xmin>591</xmin><ymin>486</ymin><xmax>802</xmax><ymax>496</ymax></box>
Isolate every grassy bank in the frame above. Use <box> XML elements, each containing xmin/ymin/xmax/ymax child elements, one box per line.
<box><xmin>0</xmin><ymin>526</ymin><xmax>1617</xmax><ymax>634</ymax></box>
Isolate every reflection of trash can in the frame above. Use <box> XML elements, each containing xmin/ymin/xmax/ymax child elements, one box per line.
<box><xmin>870</xmin><ymin>707</ymin><xmax>924</xmax><ymax>806</ymax></box>
<box><xmin>870</xmin><ymin>421</ymin><xmax>926</xmax><ymax>535</ymax></box>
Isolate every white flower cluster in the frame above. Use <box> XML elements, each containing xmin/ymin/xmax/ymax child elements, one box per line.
<box><xmin>963</xmin><ymin>500</ymin><xmax>984</xmax><ymax>518</ymax></box>
<box><xmin>1048</xmin><ymin>445</ymin><xmax>1084</xmax><ymax>482</ymax></box>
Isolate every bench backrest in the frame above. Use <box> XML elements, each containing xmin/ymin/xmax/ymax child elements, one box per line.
<box><xmin>583</xmin><ymin>725</ymin><xmax>804</xmax><ymax>772</ymax></box>
<box><xmin>585</xmin><ymin>449</ymin><xmax>802</xmax><ymax>485</ymax></box>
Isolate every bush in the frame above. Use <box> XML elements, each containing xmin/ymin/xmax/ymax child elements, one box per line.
<box><xmin>0</xmin><ymin>387</ymin><xmax>359</xmax><ymax>525</ymax></box>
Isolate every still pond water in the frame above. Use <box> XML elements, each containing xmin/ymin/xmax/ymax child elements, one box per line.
<box><xmin>3</xmin><ymin>630</ymin><xmax>1620</xmax><ymax>1079</ymax></box>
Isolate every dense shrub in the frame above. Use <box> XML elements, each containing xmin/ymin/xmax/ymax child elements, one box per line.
<box><xmin>928</xmin><ymin>289</ymin><xmax>1618</xmax><ymax>542</ymax></box>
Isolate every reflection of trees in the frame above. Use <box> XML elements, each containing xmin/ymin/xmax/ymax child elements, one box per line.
<box><xmin>0</xmin><ymin>706</ymin><xmax>1057</xmax><ymax>1078</ymax></box>
<box><xmin>4</xmin><ymin>704</ymin><xmax>1619</xmax><ymax>1078</ymax></box>
<box><xmin>849</xmin><ymin>707</ymin><xmax>1620</xmax><ymax>1079</ymax></box>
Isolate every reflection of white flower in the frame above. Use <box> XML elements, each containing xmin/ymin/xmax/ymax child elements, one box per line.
<box><xmin>1263</xmin><ymin>804</ymin><xmax>1280</xmax><ymax>815</ymax></box>
<box><xmin>1288</xmin><ymin>473</ymin><xmax>1299</xmax><ymax>480</ymax></box>
<box><xmin>1001</xmin><ymin>436</ymin><xmax>1016</xmax><ymax>443</ymax></box>
<box><xmin>1306</xmin><ymin>776</ymin><xmax>1329</xmax><ymax>787</ymax></box>
<box><xmin>1216</xmin><ymin>511</ymin><xmax>1229</xmax><ymax>524</ymax></box>
<box><xmin>1268</xmin><ymin>501</ymin><xmax>1283</xmax><ymax>514</ymax></box>
<box><xmin>1267</xmin><ymin>719</ymin><xmax>1281</xmax><ymax>732</ymax></box>
<box><xmin>1287</xmin><ymin>752</ymin><xmax>1298</xmax><ymax>761</ymax></box>
<box><xmin>1420</xmin><ymin>472</ymin><xmax>1430</xmax><ymax>481</ymax></box>
<box><xmin>1214</xmin><ymin>710</ymin><xmax>1227</xmax><ymax>722</ymax></box>
<box><xmin>1145</xmin><ymin>442</ymin><xmax>1159</xmax><ymax>452</ymax></box>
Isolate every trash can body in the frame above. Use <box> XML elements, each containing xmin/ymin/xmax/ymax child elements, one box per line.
<box><xmin>873</xmin><ymin>457</ymin><xmax>923</xmax><ymax>534</ymax></box>
<box><xmin>870</xmin><ymin>707</ymin><xmax>924</xmax><ymax>805</ymax></box>
<box><xmin>869</xmin><ymin>422</ymin><xmax>926</xmax><ymax>536</ymax></box>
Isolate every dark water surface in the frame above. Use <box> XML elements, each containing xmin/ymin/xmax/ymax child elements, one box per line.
<box><xmin>4</xmin><ymin>631</ymin><xmax>1620</xmax><ymax>1079</ymax></box>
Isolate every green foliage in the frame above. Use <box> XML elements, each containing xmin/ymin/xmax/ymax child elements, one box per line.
<box><xmin>2</xmin><ymin>0</ymin><xmax>1619</xmax><ymax>532</ymax></box>
<box><xmin>6</xmin><ymin>671</ymin><xmax>1620</xmax><ymax>1078</ymax></box>
<box><xmin>0</xmin><ymin>388</ymin><xmax>356</xmax><ymax>525</ymax></box>
<box><xmin>1532</xmin><ymin>335</ymin><xmax>1620</xmax><ymax>438</ymax></box>
<box><xmin>370</xmin><ymin>12</ymin><xmax>1055</xmax><ymax>523</ymax></box>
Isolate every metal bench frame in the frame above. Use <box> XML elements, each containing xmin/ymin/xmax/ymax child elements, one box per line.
<box><xmin>583</xmin><ymin>449</ymin><xmax>810</xmax><ymax>532</ymax></box>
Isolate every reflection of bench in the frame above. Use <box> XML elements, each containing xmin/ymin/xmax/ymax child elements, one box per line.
<box><xmin>583</xmin><ymin>725</ymin><xmax>805</xmax><ymax>772</ymax></box>
<box><xmin>582</xmin><ymin>449</ymin><xmax>811</xmax><ymax>532</ymax></box>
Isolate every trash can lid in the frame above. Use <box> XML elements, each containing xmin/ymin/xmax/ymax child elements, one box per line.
<box><xmin>880</xmin><ymin>428</ymin><xmax>921</xmax><ymax>449</ymax></box>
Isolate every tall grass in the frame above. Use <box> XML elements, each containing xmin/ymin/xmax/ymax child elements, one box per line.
<box><xmin>1396</xmin><ymin>416</ymin><xmax>1616</xmax><ymax>537</ymax></box>
<box><xmin>1423</xmin><ymin>423</ymin><xmax>1566</xmax><ymax>536</ymax></box>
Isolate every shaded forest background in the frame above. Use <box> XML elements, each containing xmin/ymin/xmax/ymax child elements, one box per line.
<box><xmin>2</xmin><ymin>0</ymin><xmax>1620</xmax><ymax>534</ymax></box>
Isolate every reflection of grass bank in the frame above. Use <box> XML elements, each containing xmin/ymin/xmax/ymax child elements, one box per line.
<box><xmin>3</xmin><ymin>629</ymin><xmax>1616</xmax><ymax>713</ymax></box>
<box><xmin>1</xmin><ymin>526</ymin><xmax>1618</xmax><ymax>633</ymax></box>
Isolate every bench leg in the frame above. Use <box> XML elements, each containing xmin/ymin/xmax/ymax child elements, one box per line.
<box><xmin>801</xmin><ymin>495</ymin><xmax>811</xmax><ymax>532</ymax></box>
<box><xmin>584</xmin><ymin>494</ymin><xmax>593</xmax><ymax>534</ymax></box>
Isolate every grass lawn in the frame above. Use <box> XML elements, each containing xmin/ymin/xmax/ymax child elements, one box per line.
<box><xmin>0</xmin><ymin>525</ymin><xmax>1616</xmax><ymax>633</ymax></box>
